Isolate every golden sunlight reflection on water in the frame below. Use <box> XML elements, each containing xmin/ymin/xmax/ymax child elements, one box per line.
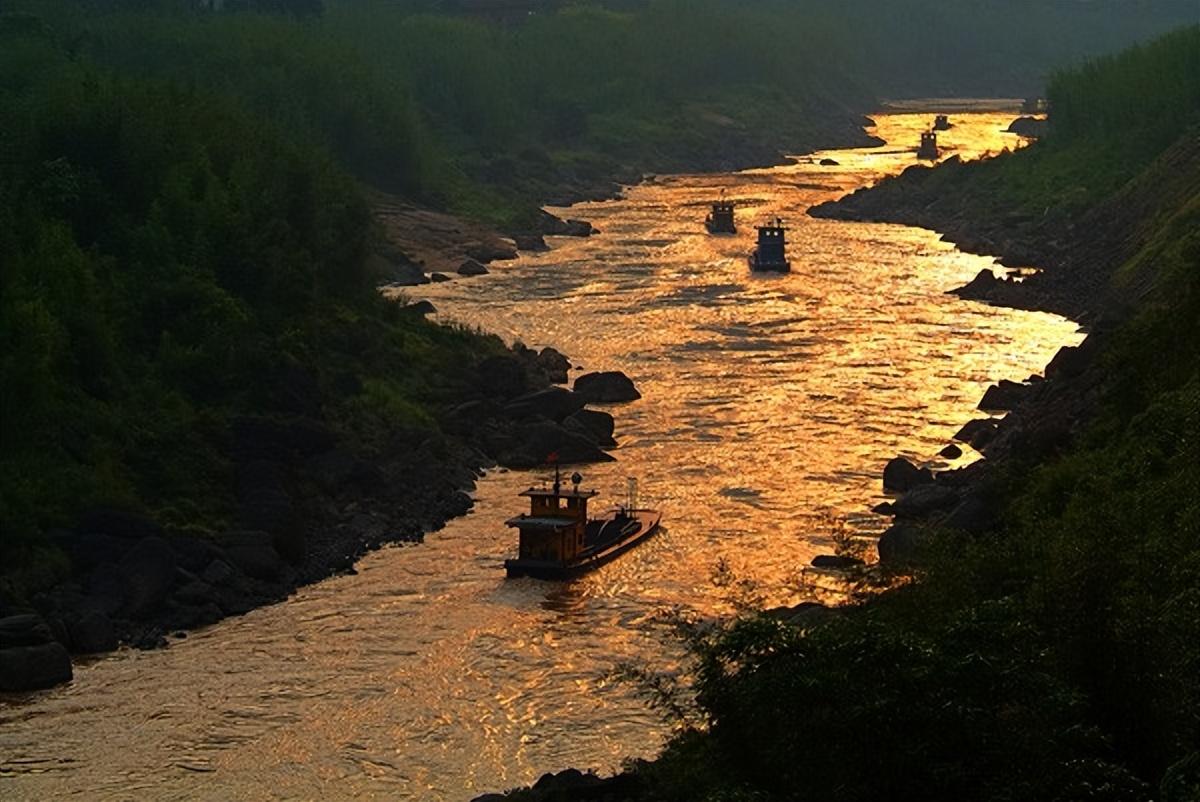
<box><xmin>0</xmin><ymin>112</ymin><xmax>1080</xmax><ymax>801</ymax></box>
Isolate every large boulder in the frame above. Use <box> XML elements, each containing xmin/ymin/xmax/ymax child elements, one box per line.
<box><xmin>892</xmin><ymin>483</ymin><xmax>961</xmax><ymax>519</ymax></box>
<box><xmin>1045</xmin><ymin>344</ymin><xmax>1090</xmax><ymax>379</ymax></box>
<box><xmin>573</xmin><ymin>371</ymin><xmax>641</xmax><ymax>403</ymax></box>
<box><xmin>475</xmin><ymin>355</ymin><xmax>530</xmax><ymax>400</ymax></box>
<box><xmin>504</xmin><ymin>387</ymin><xmax>587</xmax><ymax>422</ymax></box>
<box><xmin>67</xmin><ymin>611</ymin><xmax>117</xmax><ymax>654</ymax></box>
<box><xmin>0</xmin><ymin>642</ymin><xmax>72</xmax><ymax>691</ymax></box>
<box><xmin>118</xmin><ymin>537</ymin><xmax>178</xmax><ymax>619</ymax></box>
<box><xmin>1006</xmin><ymin>116</ymin><xmax>1047</xmax><ymax>138</ymax></box>
<box><xmin>954</xmin><ymin>418</ymin><xmax>998</xmax><ymax>450</ymax></box>
<box><xmin>564</xmin><ymin>408</ymin><xmax>617</xmax><ymax>447</ymax></box>
<box><xmin>511</xmin><ymin>233</ymin><xmax>549</xmax><ymax>252</ymax></box>
<box><xmin>499</xmin><ymin>421</ymin><xmax>614</xmax><ymax>469</ymax></box>
<box><xmin>457</xmin><ymin>259</ymin><xmax>489</xmax><ymax>277</ymax></box>
<box><xmin>372</xmin><ymin>254</ymin><xmax>428</xmax><ymax>287</ymax></box>
<box><xmin>0</xmin><ymin>614</ymin><xmax>53</xmax><ymax>649</ymax></box>
<box><xmin>882</xmin><ymin>457</ymin><xmax>933</xmax><ymax>493</ymax></box>
<box><xmin>535</xmin><ymin>347</ymin><xmax>571</xmax><ymax>384</ymax></box>
<box><xmin>978</xmin><ymin>379</ymin><xmax>1028</xmax><ymax>411</ymax></box>
<box><xmin>215</xmin><ymin>531</ymin><xmax>287</xmax><ymax>582</ymax></box>
<box><xmin>465</xmin><ymin>241</ymin><xmax>518</xmax><ymax>262</ymax></box>
<box><xmin>877</xmin><ymin>523</ymin><xmax>925</xmax><ymax>565</ymax></box>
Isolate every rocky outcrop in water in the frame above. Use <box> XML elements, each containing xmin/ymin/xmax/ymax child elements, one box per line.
<box><xmin>573</xmin><ymin>371</ymin><xmax>641</xmax><ymax>403</ymax></box>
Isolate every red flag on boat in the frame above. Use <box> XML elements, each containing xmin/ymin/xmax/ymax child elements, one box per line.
<box><xmin>545</xmin><ymin>451</ymin><xmax>559</xmax><ymax>464</ymax></box>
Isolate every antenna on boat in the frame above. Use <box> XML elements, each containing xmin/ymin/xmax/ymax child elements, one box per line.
<box><xmin>626</xmin><ymin>477</ymin><xmax>639</xmax><ymax>511</ymax></box>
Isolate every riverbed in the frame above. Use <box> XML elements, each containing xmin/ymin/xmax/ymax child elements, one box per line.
<box><xmin>0</xmin><ymin>111</ymin><xmax>1081</xmax><ymax>801</ymax></box>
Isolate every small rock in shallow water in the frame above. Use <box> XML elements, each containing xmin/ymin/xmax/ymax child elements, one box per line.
<box><xmin>939</xmin><ymin>443</ymin><xmax>963</xmax><ymax>459</ymax></box>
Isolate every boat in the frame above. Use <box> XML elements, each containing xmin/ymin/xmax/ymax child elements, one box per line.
<box><xmin>933</xmin><ymin>114</ymin><xmax>951</xmax><ymax>131</ymax></box>
<box><xmin>504</xmin><ymin>466</ymin><xmax>661</xmax><ymax>579</ymax></box>
<box><xmin>705</xmin><ymin>197</ymin><xmax>736</xmax><ymax>234</ymax></box>
<box><xmin>917</xmin><ymin>130</ymin><xmax>939</xmax><ymax>160</ymax></box>
<box><xmin>748</xmin><ymin>217</ymin><xmax>790</xmax><ymax>272</ymax></box>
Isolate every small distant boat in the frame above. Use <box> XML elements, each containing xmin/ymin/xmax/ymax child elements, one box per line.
<box><xmin>933</xmin><ymin>114</ymin><xmax>951</xmax><ymax>131</ymax></box>
<box><xmin>917</xmin><ymin>130</ymin><xmax>939</xmax><ymax>160</ymax></box>
<box><xmin>504</xmin><ymin>466</ymin><xmax>660</xmax><ymax>580</ymax></box>
<box><xmin>748</xmin><ymin>218</ymin><xmax>790</xmax><ymax>272</ymax></box>
<box><xmin>705</xmin><ymin>198</ymin><xmax>736</xmax><ymax>234</ymax></box>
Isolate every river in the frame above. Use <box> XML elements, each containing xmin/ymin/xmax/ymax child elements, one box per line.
<box><xmin>0</xmin><ymin>111</ymin><xmax>1080</xmax><ymax>801</ymax></box>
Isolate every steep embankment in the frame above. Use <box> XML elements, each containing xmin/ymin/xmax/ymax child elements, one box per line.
<box><xmin>478</xmin><ymin>25</ymin><xmax>1200</xmax><ymax>802</ymax></box>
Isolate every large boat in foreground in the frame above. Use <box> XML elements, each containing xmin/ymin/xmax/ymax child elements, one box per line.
<box><xmin>748</xmin><ymin>218</ymin><xmax>791</xmax><ymax>272</ymax></box>
<box><xmin>504</xmin><ymin>468</ymin><xmax>660</xmax><ymax>579</ymax></box>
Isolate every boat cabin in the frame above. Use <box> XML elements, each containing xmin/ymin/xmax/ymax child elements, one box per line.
<box><xmin>917</xmin><ymin>130</ymin><xmax>939</xmax><ymax>160</ymax></box>
<box><xmin>706</xmin><ymin>200</ymin><xmax>736</xmax><ymax>233</ymax></box>
<box><xmin>505</xmin><ymin>475</ymin><xmax>598</xmax><ymax>564</ymax></box>
<box><xmin>933</xmin><ymin>114</ymin><xmax>951</xmax><ymax>131</ymax></box>
<box><xmin>749</xmin><ymin>218</ymin><xmax>790</xmax><ymax>272</ymax></box>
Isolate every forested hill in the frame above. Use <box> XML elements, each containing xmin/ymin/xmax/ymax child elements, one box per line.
<box><xmin>6</xmin><ymin>0</ymin><xmax>1198</xmax><ymax>225</ymax></box>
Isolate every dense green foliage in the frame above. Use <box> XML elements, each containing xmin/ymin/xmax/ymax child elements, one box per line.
<box><xmin>0</xmin><ymin>31</ymin><xmax>505</xmax><ymax>590</ymax></box>
<box><xmin>6</xmin><ymin>0</ymin><xmax>1195</xmax><ymax>225</ymax></box>
<box><xmin>622</xmin><ymin>29</ymin><xmax>1200</xmax><ymax>802</ymax></box>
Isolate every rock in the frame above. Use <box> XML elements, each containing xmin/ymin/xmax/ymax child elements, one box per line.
<box><xmin>943</xmin><ymin>493</ymin><xmax>995</xmax><ymax>534</ymax></box>
<box><xmin>882</xmin><ymin>457</ymin><xmax>933</xmax><ymax>493</ymax></box>
<box><xmin>67</xmin><ymin>611</ymin><xmax>117</xmax><ymax>654</ymax></box>
<box><xmin>84</xmin><ymin>563</ymin><xmax>127</xmax><ymax>616</ymax></box>
<box><xmin>457</xmin><ymin>259</ymin><xmax>489</xmax><ymax>277</ymax></box>
<box><xmin>215</xmin><ymin>531</ymin><xmax>287</xmax><ymax>582</ymax></box>
<box><xmin>872</xmin><ymin>501</ymin><xmax>895</xmax><ymax>515</ymax></box>
<box><xmin>499</xmin><ymin>420</ymin><xmax>614</xmax><ymax>469</ymax></box>
<box><xmin>370</xmin><ymin>254</ymin><xmax>428</xmax><ymax>286</ymax></box>
<box><xmin>173</xmin><ymin>580</ymin><xmax>217</xmax><ymax>607</ymax></box>
<box><xmin>573</xmin><ymin>371</ymin><xmax>641</xmax><ymax>403</ymax></box>
<box><xmin>767</xmin><ymin>601</ymin><xmax>837</xmax><ymax>628</ymax></box>
<box><xmin>201</xmin><ymin>559</ymin><xmax>236</xmax><ymax>586</ymax></box>
<box><xmin>0</xmin><ymin>614</ymin><xmax>53</xmax><ymax>649</ymax></box>
<box><xmin>1007</xmin><ymin>116</ymin><xmax>1047</xmax><ymax>138</ymax></box>
<box><xmin>939</xmin><ymin>443</ymin><xmax>963</xmax><ymax>459</ymax></box>
<box><xmin>535</xmin><ymin>347</ymin><xmax>571</xmax><ymax>384</ymax></box>
<box><xmin>54</xmin><ymin>531</ymin><xmax>133</xmax><ymax>574</ymax></box>
<box><xmin>511</xmin><ymin>232</ymin><xmax>549</xmax><ymax>252</ymax></box>
<box><xmin>534</xmin><ymin>211</ymin><xmax>595</xmax><ymax>238</ymax></box>
<box><xmin>465</xmin><ymin>242</ymin><xmax>518</xmax><ymax>262</ymax></box>
<box><xmin>535</xmin><ymin>210</ymin><xmax>570</xmax><ymax>235</ymax></box>
<box><xmin>954</xmin><ymin>418</ymin><xmax>998</xmax><ymax>450</ymax></box>
<box><xmin>402</xmin><ymin>300</ymin><xmax>436</xmax><ymax>316</ymax></box>
<box><xmin>475</xmin><ymin>355</ymin><xmax>530</xmax><ymax>400</ymax></box>
<box><xmin>118</xmin><ymin>537</ymin><xmax>178</xmax><ymax>619</ymax></box>
<box><xmin>165</xmin><ymin>535</ymin><xmax>226</xmax><ymax>574</ymax></box>
<box><xmin>892</xmin><ymin>483</ymin><xmax>961</xmax><ymax>519</ymax></box>
<box><xmin>564</xmin><ymin>408</ymin><xmax>617</xmax><ymax>447</ymax></box>
<box><xmin>819</xmin><ymin>158</ymin><xmax>839</xmax><ymax>166</ymax></box>
<box><xmin>878</xmin><ymin>523</ymin><xmax>924</xmax><ymax>565</ymax></box>
<box><xmin>504</xmin><ymin>387</ymin><xmax>587</xmax><ymax>422</ymax></box>
<box><xmin>562</xmin><ymin>219</ymin><xmax>594</xmax><ymax>237</ymax></box>
<box><xmin>811</xmin><ymin>554</ymin><xmax>864</xmax><ymax>569</ymax></box>
<box><xmin>429</xmin><ymin>272</ymin><xmax>451</xmax><ymax>283</ymax></box>
<box><xmin>0</xmin><ymin>642</ymin><xmax>73</xmax><ymax>691</ymax></box>
<box><xmin>978</xmin><ymin>379</ymin><xmax>1028</xmax><ymax>411</ymax></box>
<box><xmin>1045</xmin><ymin>344</ymin><xmax>1090</xmax><ymax>379</ymax></box>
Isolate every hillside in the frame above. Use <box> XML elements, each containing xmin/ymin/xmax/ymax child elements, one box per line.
<box><xmin>484</xmin><ymin>25</ymin><xmax>1200</xmax><ymax>802</ymax></box>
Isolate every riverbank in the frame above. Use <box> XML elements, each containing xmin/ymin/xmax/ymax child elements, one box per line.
<box><xmin>477</xmin><ymin>27</ymin><xmax>1200</xmax><ymax>801</ymax></box>
<box><xmin>0</xmin><ymin>76</ymin><xmax>883</xmax><ymax>696</ymax></box>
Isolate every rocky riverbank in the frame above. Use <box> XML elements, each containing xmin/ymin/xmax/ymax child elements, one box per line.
<box><xmin>0</xmin><ymin>340</ymin><xmax>644</xmax><ymax>692</ymax></box>
<box><xmin>475</xmin><ymin>109</ymin><xmax>1200</xmax><ymax>800</ymax></box>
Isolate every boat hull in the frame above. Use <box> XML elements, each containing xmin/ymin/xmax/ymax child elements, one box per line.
<box><xmin>505</xmin><ymin>509</ymin><xmax>662</xmax><ymax>579</ymax></box>
<box><xmin>749</xmin><ymin>255</ymin><xmax>791</xmax><ymax>272</ymax></box>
